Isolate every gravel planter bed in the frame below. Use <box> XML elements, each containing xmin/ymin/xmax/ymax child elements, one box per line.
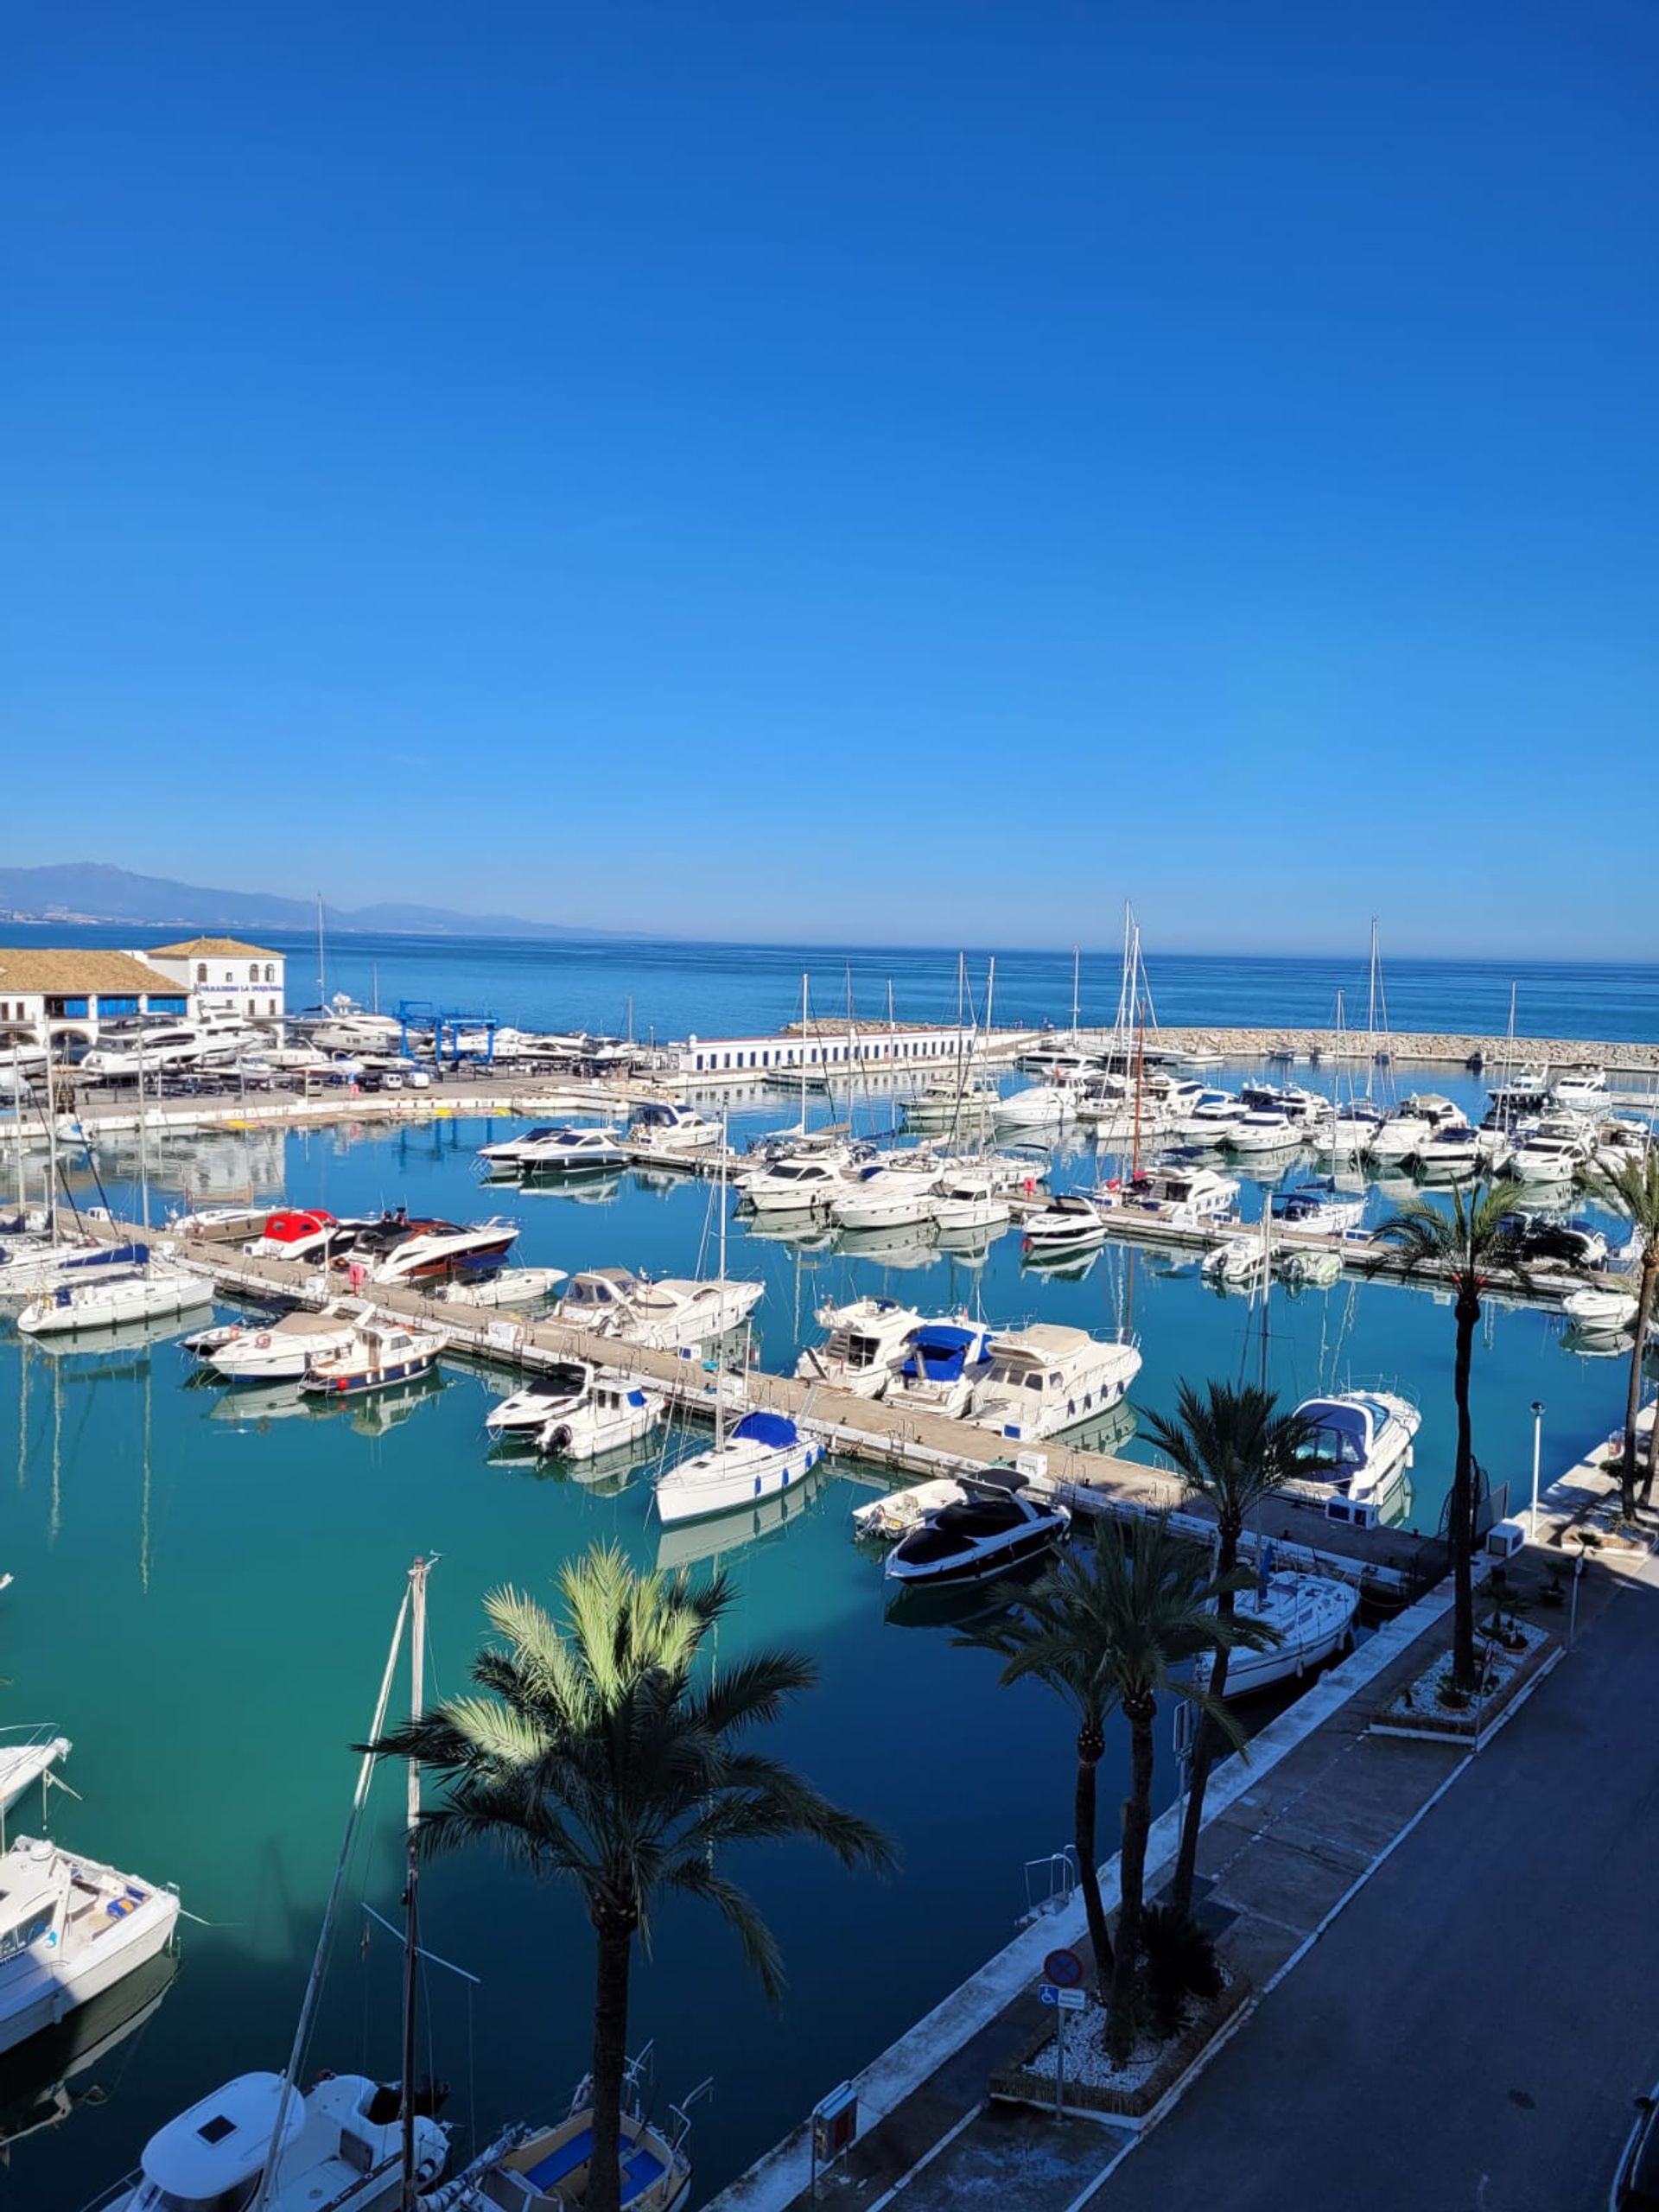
<box><xmin>988</xmin><ymin>1970</ymin><xmax>1249</xmax><ymax>2122</ymax></box>
<box><xmin>1372</xmin><ymin>1618</ymin><xmax>1554</xmax><ymax>1740</ymax></box>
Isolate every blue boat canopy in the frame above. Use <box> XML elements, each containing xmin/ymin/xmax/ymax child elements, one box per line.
<box><xmin>732</xmin><ymin>1410</ymin><xmax>798</xmax><ymax>1449</ymax></box>
<box><xmin>1294</xmin><ymin>1395</ymin><xmax>1392</xmax><ymax>1471</ymax></box>
<box><xmin>902</xmin><ymin>1324</ymin><xmax>993</xmax><ymax>1380</ymax></box>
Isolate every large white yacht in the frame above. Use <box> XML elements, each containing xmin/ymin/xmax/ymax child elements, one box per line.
<box><xmin>1365</xmin><ymin>1095</ymin><xmax>1467</xmax><ymax>1163</ymax></box>
<box><xmin>968</xmin><ymin>1325</ymin><xmax>1142</xmax><ymax>1443</ymax></box>
<box><xmin>0</xmin><ymin>1834</ymin><xmax>180</xmax><ymax>2058</ymax></box>
<box><xmin>551</xmin><ymin>1267</ymin><xmax>762</xmax><ymax>1350</ymax></box>
<box><xmin>479</xmin><ymin>1126</ymin><xmax>627</xmax><ymax>1176</ymax></box>
<box><xmin>830</xmin><ymin>1164</ymin><xmax>941</xmax><ymax>1231</ymax></box>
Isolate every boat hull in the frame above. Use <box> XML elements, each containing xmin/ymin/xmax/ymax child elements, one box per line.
<box><xmin>302</xmin><ymin>1352</ymin><xmax>440</xmax><ymax>1398</ymax></box>
<box><xmin>0</xmin><ymin>1886</ymin><xmax>179</xmax><ymax>2060</ymax></box>
<box><xmin>884</xmin><ymin>1515</ymin><xmax>1067</xmax><ymax>1588</ymax></box>
<box><xmin>654</xmin><ymin>1438</ymin><xmax>824</xmax><ymax>1526</ymax></box>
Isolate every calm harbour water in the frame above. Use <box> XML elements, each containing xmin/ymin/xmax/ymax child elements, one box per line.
<box><xmin>1</xmin><ymin>976</ymin><xmax>1653</xmax><ymax>2206</ymax></box>
<box><xmin>9</xmin><ymin>921</ymin><xmax>1659</xmax><ymax>1043</ymax></box>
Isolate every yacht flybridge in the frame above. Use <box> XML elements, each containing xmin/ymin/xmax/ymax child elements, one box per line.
<box><xmin>794</xmin><ymin>1297</ymin><xmax>923</xmax><ymax>1396</ymax></box>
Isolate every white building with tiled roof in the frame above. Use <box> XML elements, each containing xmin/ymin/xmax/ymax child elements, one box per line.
<box><xmin>0</xmin><ymin>949</ymin><xmax>191</xmax><ymax>1049</ymax></box>
<box><xmin>143</xmin><ymin>938</ymin><xmax>285</xmax><ymax>1021</ymax></box>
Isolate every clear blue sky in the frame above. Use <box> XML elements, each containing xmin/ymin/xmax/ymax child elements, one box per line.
<box><xmin>3</xmin><ymin>3</ymin><xmax>1655</xmax><ymax>955</ymax></box>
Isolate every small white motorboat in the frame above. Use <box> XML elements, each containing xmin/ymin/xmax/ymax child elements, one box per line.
<box><xmin>551</xmin><ymin>1267</ymin><xmax>763</xmax><ymax>1350</ymax></box>
<box><xmin>1202</xmin><ymin>1239</ymin><xmax>1267</xmax><ymax>1287</ymax></box>
<box><xmin>851</xmin><ymin>1477</ymin><xmax>970</xmax><ymax>1542</ymax></box>
<box><xmin>1268</xmin><ymin>1181</ymin><xmax>1367</xmax><ymax>1236</ymax></box>
<box><xmin>653</xmin><ymin>1411</ymin><xmax>824</xmax><ymax>1526</ymax></box>
<box><xmin>1564</xmin><ymin>1285</ymin><xmax>1639</xmax><ymax>1333</ymax></box>
<box><xmin>0</xmin><ymin>1834</ymin><xmax>180</xmax><ymax>2058</ymax></box>
<box><xmin>929</xmin><ymin>1169</ymin><xmax>1012</xmax><ymax>1232</ymax></box>
<box><xmin>885</xmin><ymin>1320</ymin><xmax>997</xmax><ymax>1419</ymax></box>
<box><xmin>201</xmin><ymin>1297</ymin><xmax>378</xmax><ymax>1382</ymax></box>
<box><xmin>1291</xmin><ymin>1389</ymin><xmax>1421</xmax><ymax>1518</ymax></box>
<box><xmin>534</xmin><ymin>1370</ymin><xmax>664</xmax><ymax>1461</ymax></box>
<box><xmin>829</xmin><ymin>1165</ymin><xmax>940</xmax><ymax>1231</ymax></box>
<box><xmin>435</xmin><ymin>1267</ymin><xmax>568</xmax><ymax>1307</ymax></box>
<box><xmin>884</xmin><ymin>1487</ymin><xmax>1071</xmax><ymax>1589</ymax></box>
<box><xmin>624</xmin><ymin>1100</ymin><xmax>724</xmax><ymax>1153</ymax></box>
<box><xmin>1198</xmin><ymin>1568</ymin><xmax>1357</xmax><ymax>1696</ymax></box>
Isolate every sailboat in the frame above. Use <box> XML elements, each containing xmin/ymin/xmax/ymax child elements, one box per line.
<box><xmin>16</xmin><ymin>1058</ymin><xmax>211</xmax><ymax>1336</ymax></box>
<box><xmin>90</xmin><ymin>1559</ymin><xmax>451</xmax><ymax>2212</ymax></box>
<box><xmin>652</xmin><ymin>1141</ymin><xmax>824</xmax><ymax>1525</ymax></box>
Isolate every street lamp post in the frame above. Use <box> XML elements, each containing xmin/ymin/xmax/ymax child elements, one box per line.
<box><xmin>1529</xmin><ymin>1400</ymin><xmax>1547</xmax><ymax>1530</ymax></box>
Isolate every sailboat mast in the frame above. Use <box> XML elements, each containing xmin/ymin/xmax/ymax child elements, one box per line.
<box><xmin>1070</xmin><ymin>946</ymin><xmax>1080</xmax><ymax>1043</ymax></box>
<box><xmin>401</xmin><ymin>1554</ymin><xmax>433</xmax><ymax>2211</ymax></box>
<box><xmin>715</xmin><ymin>1128</ymin><xmax>728</xmax><ymax>1448</ymax></box>
<box><xmin>1365</xmin><ymin>919</ymin><xmax>1378</xmax><ymax>1101</ymax></box>
<box><xmin>799</xmin><ymin>972</ymin><xmax>809</xmax><ymax>1135</ymax></box>
<box><xmin>137</xmin><ymin>1039</ymin><xmax>150</xmax><ymax>1244</ymax></box>
<box><xmin>316</xmin><ymin>893</ymin><xmax>327</xmax><ymax>1010</ymax></box>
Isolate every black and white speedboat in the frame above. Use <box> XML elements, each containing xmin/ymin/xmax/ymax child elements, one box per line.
<box><xmin>883</xmin><ymin>1487</ymin><xmax>1070</xmax><ymax>1589</ymax></box>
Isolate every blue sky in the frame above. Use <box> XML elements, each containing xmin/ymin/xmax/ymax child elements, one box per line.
<box><xmin>3</xmin><ymin>3</ymin><xmax>1656</xmax><ymax>955</ymax></box>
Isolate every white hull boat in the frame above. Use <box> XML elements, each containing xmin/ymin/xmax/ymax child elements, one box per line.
<box><xmin>0</xmin><ymin>1726</ymin><xmax>72</xmax><ymax>1816</ymax></box>
<box><xmin>829</xmin><ymin>1169</ymin><xmax>940</xmax><ymax>1231</ymax></box>
<box><xmin>1292</xmin><ymin>1389</ymin><xmax>1421</xmax><ymax>1518</ymax></box>
<box><xmin>625</xmin><ymin>1102</ymin><xmax>724</xmax><ymax>1152</ymax></box>
<box><xmin>481</xmin><ymin>1127</ymin><xmax>627</xmax><ymax>1176</ymax></box>
<box><xmin>1564</xmin><ymin>1286</ymin><xmax>1639</xmax><ymax>1333</ymax></box>
<box><xmin>301</xmin><ymin>1319</ymin><xmax>446</xmax><ymax>1398</ymax></box>
<box><xmin>883</xmin><ymin>1319</ymin><xmax>996</xmax><ymax>1419</ymax></box>
<box><xmin>852</xmin><ymin>1477</ymin><xmax>970</xmax><ymax>1541</ymax></box>
<box><xmin>794</xmin><ymin>1297</ymin><xmax>921</xmax><ymax>1396</ymax></box>
<box><xmin>930</xmin><ymin>1172</ymin><xmax>1012</xmax><ymax>1231</ymax></box>
<box><xmin>653</xmin><ymin>1411</ymin><xmax>824</xmax><ymax>1526</ymax></box>
<box><xmin>740</xmin><ymin>1155</ymin><xmax>855</xmax><ymax>1212</ymax></box>
<box><xmin>94</xmin><ymin>2067</ymin><xmax>447</xmax><ymax>2212</ymax></box>
<box><xmin>435</xmin><ymin>1268</ymin><xmax>568</xmax><ymax>1307</ymax></box>
<box><xmin>1269</xmin><ymin>1183</ymin><xmax>1367</xmax><ymax>1236</ymax></box>
<box><xmin>969</xmin><ymin>1325</ymin><xmax>1142</xmax><ymax>1444</ymax></box>
<box><xmin>201</xmin><ymin>1298</ymin><xmax>378</xmax><ymax>1382</ymax></box>
<box><xmin>1225</xmin><ymin>1112</ymin><xmax>1302</xmax><ymax>1154</ymax></box>
<box><xmin>0</xmin><ymin>1835</ymin><xmax>179</xmax><ymax>2059</ymax></box>
<box><xmin>1020</xmin><ymin>1195</ymin><xmax>1109</xmax><ymax>1256</ymax></box>
<box><xmin>537</xmin><ymin>1374</ymin><xmax>663</xmax><ymax>1461</ymax></box>
<box><xmin>1201</xmin><ymin>1570</ymin><xmax>1357</xmax><ymax>1695</ymax></box>
<box><xmin>17</xmin><ymin>1265</ymin><xmax>211</xmax><ymax>1337</ymax></box>
<box><xmin>553</xmin><ymin>1268</ymin><xmax>763</xmax><ymax>1349</ymax></box>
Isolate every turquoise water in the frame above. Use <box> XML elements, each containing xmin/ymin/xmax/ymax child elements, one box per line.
<box><xmin>3</xmin><ymin>1067</ymin><xmax>1649</xmax><ymax>2209</ymax></box>
<box><xmin>7</xmin><ymin>920</ymin><xmax>1659</xmax><ymax>1042</ymax></box>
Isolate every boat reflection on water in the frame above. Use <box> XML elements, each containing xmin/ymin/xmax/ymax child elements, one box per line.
<box><xmin>19</xmin><ymin>1307</ymin><xmax>215</xmax><ymax>1363</ymax></box>
<box><xmin>203</xmin><ymin>1369</ymin><xmax>442</xmax><ymax>1437</ymax></box>
<box><xmin>485</xmin><ymin>1433</ymin><xmax>639</xmax><ymax>1498</ymax></box>
<box><xmin>931</xmin><ymin>1228</ymin><xmax>1001</xmax><ymax>1268</ymax></box>
<box><xmin>833</xmin><ymin>1224</ymin><xmax>938</xmax><ymax>1271</ymax></box>
<box><xmin>654</xmin><ymin>1467</ymin><xmax>828</xmax><ymax>1573</ymax></box>
<box><xmin>1019</xmin><ymin>1245</ymin><xmax>1100</xmax><ymax>1285</ymax></box>
<box><xmin>0</xmin><ymin>1949</ymin><xmax>178</xmax><ymax>2158</ymax></box>
<box><xmin>737</xmin><ymin>1211</ymin><xmax>839</xmax><ymax>1251</ymax></box>
<box><xmin>517</xmin><ymin>1173</ymin><xmax>624</xmax><ymax>1207</ymax></box>
<box><xmin>880</xmin><ymin>1544</ymin><xmax>1054</xmax><ymax>1631</ymax></box>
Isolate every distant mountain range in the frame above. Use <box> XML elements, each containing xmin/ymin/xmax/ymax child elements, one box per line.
<box><xmin>0</xmin><ymin>863</ymin><xmax>593</xmax><ymax>940</ymax></box>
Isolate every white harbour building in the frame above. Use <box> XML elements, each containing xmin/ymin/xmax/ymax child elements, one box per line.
<box><xmin>142</xmin><ymin>938</ymin><xmax>286</xmax><ymax>1022</ymax></box>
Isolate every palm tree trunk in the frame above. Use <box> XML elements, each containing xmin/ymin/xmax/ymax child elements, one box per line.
<box><xmin>587</xmin><ymin>1905</ymin><xmax>637</xmax><ymax>2212</ymax></box>
<box><xmin>1627</xmin><ymin>1253</ymin><xmax>1658</xmax><ymax>1513</ymax></box>
<box><xmin>1073</xmin><ymin>1719</ymin><xmax>1113</xmax><ymax>1994</ymax></box>
<box><xmin>1451</xmin><ymin>1299</ymin><xmax>1478</xmax><ymax>1690</ymax></box>
<box><xmin>1171</xmin><ymin>1534</ymin><xmax>1237</xmax><ymax>1920</ymax></box>
<box><xmin>1108</xmin><ymin>1698</ymin><xmax>1157</xmax><ymax>2059</ymax></box>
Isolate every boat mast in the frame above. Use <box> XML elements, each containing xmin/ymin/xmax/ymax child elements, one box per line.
<box><xmin>1070</xmin><ymin>946</ymin><xmax>1080</xmax><ymax>1045</ymax></box>
<box><xmin>715</xmin><ymin>1128</ymin><xmax>728</xmax><ymax>1448</ymax></box>
<box><xmin>137</xmin><ymin>1037</ymin><xmax>151</xmax><ymax>1264</ymax></box>
<box><xmin>401</xmin><ymin>1555</ymin><xmax>434</xmax><ymax>2211</ymax></box>
<box><xmin>799</xmin><ymin>972</ymin><xmax>809</xmax><ymax>1136</ymax></box>
<box><xmin>1364</xmin><ymin>919</ymin><xmax>1378</xmax><ymax>1101</ymax></box>
<box><xmin>1130</xmin><ymin>950</ymin><xmax>1147</xmax><ymax>1177</ymax></box>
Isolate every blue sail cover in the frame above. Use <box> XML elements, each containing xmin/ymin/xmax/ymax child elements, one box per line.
<box><xmin>902</xmin><ymin>1325</ymin><xmax>992</xmax><ymax>1382</ymax></box>
<box><xmin>732</xmin><ymin>1410</ymin><xmax>799</xmax><ymax>1448</ymax></box>
<box><xmin>66</xmin><ymin>1242</ymin><xmax>148</xmax><ymax>1269</ymax></box>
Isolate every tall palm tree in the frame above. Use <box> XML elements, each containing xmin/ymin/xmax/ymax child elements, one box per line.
<box><xmin>961</xmin><ymin>1518</ymin><xmax>1249</xmax><ymax>2053</ymax></box>
<box><xmin>1369</xmin><ymin>1181</ymin><xmax>1535</xmax><ymax>1688</ymax></box>
<box><xmin>1142</xmin><ymin>1382</ymin><xmax>1313</xmax><ymax>1919</ymax></box>
<box><xmin>1582</xmin><ymin>1153</ymin><xmax>1659</xmax><ymax>1515</ymax></box>
<box><xmin>368</xmin><ymin>1546</ymin><xmax>893</xmax><ymax>2212</ymax></box>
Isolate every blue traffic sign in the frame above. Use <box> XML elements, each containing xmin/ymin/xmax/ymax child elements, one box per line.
<box><xmin>1039</xmin><ymin>1982</ymin><xmax>1087</xmax><ymax>2011</ymax></box>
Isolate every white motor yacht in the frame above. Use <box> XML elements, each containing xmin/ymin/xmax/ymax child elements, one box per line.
<box><xmin>1119</xmin><ymin>1163</ymin><xmax>1239</xmax><ymax>1227</ymax></box>
<box><xmin>533</xmin><ymin>1369</ymin><xmax>663</xmax><ymax>1460</ymax></box>
<box><xmin>552</xmin><ymin>1267</ymin><xmax>763</xmax><ymax>1349</ymax></box>
<box><xmin>479</xmin><ymin>1126</ymin><xmax>627</xmax><ymax>1175</ymax></box>
<box><xmin>1225</xmin><ymin>1109</ymin><xmax>1302</xmax><ymax>1155</ymax></box>
<box><xmin>355</xmin><ymin>1214</ymin><xmax>519</xmax><ymax>1283</ymax></box>
<box><xmin>434</xmin><ymin>1267</ymin><xmax>568</xmax><ymax>1307</ymax></box>
<box><xmin>94</xmin><ymin>2068</ymin><xmax>448</xmax><ymax>2212</ymax></box>
<box><xmin>1552</xmin><ymin>1066</ymin><xmax>1608</xmax><ymax>1112</ymax></box>
<box><xmin>624</xmin><ymin>1101</ymin><xmax>724</xmax><ymax>1153</ymax></box>
<box><xmin>830</xmin><ymin>1164</ymin><xmax>941</xmax><ymax>1231</ymax></box>
<box><xmin>243</xmin><ymin>1208</ymin><xmax>354</xmax><ymax>1264</ymax></box>
<box><xmin>1198</xmin><ymin>1570</ymin><xmax>1357</xmax><ymax>1696</ymax></box>
<box><xmin>1291</xmin><ymin>1389</ymin><xmax>1421</xmax><ymax>1519</ymax></box>
<box><xmin>929</xmin><ymin>1168</ymin><xmax>1012</xmax><ymax>1232</ymax></box>
<box><xmin>1365</xmin><ymin>1096</ymin><xmax>1467</xmax><ymax>1163</ymax></box>
<box><xmin>1311</xmin><ymin>1103</ymin><xmax>1385</xmax><ymax>1159</ymax></box>
<box><xmin>739</xmin><ymin>1154</ymin><xmax>855</xmax><ymax>1213</ymax></box>
<box><xmin>0</xmin><ymin>1834</ymin><xmax>180</xmax><ymax>2059</ymax></box>
<box><xmin>1179</xmin><ymin>1094</ymin><xmax>1249</xmax><ymax>1145</ymax></box>
<box><xmin>902</xmin><ymin>1077</ymin><xmax>1001</xmax><ymax>1131</ymax></box>
<box><xmin>1407</xmin><ymin>1124</ymin><xmax>1484</xmax><ymax>1179</ymax></box>
<box><xmin>794</xmin><ymin>1297</ymin><xmax>921</xmax><ymax>1396</ymax></box>
<box><xmin>993</xmin><ymin>1081</ymin><xmax>1077</xmax><ymax>1129</ymax></box>
<box><xmin>653</xmin><ymin>1411</ymin><xmax>824</xmax><ymax>1526</ymax></box>
<box><xmin>968</xmin><ymin>1325</ymin><xmax>1142</xmax><ymax>1443</ymax></box>
<box><xmin>1507</xmin><ymin>1120</ymin><xmax>1592</xmax><ymax>1185</ymax></box>
<box><xmin>1020</xmin><ymin>1194</ymin><xmax>1109</xmax><ymax>1257</ymax></box>
<box><xmin>1268</xmin><ymin>1181</ymin><xmax>1367</xmax><ymax>1236</ymax></box>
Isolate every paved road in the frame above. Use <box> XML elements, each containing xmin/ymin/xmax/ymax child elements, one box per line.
<box><xmin>1101</xmin><ymin>1564</ymin><xmax>1659</xmax><ymax>2212</ymax></box>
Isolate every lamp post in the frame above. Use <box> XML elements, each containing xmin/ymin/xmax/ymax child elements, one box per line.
<box><xmin>1529</xmin><ymin>1400</ymin><xmax>1547</xmax><ymax>1530</ymax></box>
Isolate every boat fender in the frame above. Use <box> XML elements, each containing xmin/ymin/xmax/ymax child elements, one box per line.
<box><xmin>335</xmin><ymin>1376</ymin><xmax>349</xmax><ymax>1395</ymax></box>
<box><xmin>229</xmin><ymin>1325</ymin><xmax>242</xmax><ymax>1339</ymax></box>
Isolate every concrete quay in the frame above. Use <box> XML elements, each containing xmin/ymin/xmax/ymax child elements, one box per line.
<box><xmin>1116</xmin><ymin>1022</ymin><xmax>1659</xmax><ymax>1076</ymax></box>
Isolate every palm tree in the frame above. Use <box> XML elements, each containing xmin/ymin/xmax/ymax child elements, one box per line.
<box><xmin>368</xmin><ymin>1546</ymin><xmax>893</xmax><ymax>2212</ymax></box>
<box><xmin>960</xmin><ymin>1518</ymin><xmax>1249</xmax><ymax>2054</ymax></box>
<box><xmin>1369</xmin><ymin>1181</ymin><xmax>1535</xmax><ymax>1689</ymax></box>
<box><xmin>1142</xmin><ymin>1382</ymin><xmax>1313</xmax><ymax>1919</ymax></box>
<box><xmin>1581</xmin><ymin>1153</ymin><xmax>1659</xmax><ymax>1515</ymax></box>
